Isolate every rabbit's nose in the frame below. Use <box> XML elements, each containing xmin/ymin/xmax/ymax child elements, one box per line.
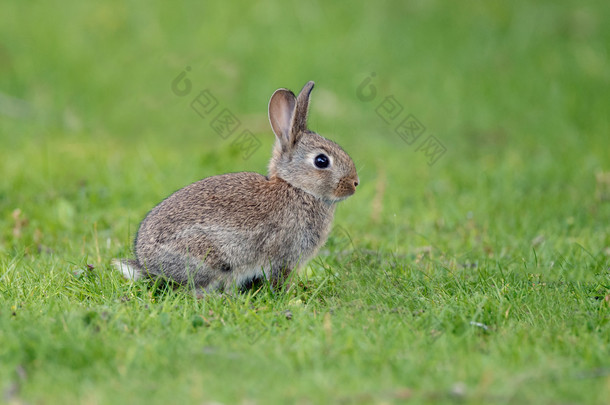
<box><xmin>353</xmin><ymin>176</ymin><xmax>360</xmax><ymax>188</ymax></box>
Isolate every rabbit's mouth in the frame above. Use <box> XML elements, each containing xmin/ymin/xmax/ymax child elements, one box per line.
<box><xmin>333</xmin><ymin>176</ymin><xmax>359</xmax><ymax>201</ymax></box>
<box><xmin>333</xmin><ymin>190</ymin><xmax>356</xmax><ymax>201</ymax></box>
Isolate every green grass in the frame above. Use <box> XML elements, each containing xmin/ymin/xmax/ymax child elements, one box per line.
<box><xmin>1</xmin><ymin>0</ymin><xmax>610</xmax><ymax>403</ymax></box>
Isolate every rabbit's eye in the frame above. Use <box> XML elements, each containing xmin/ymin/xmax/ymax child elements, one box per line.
<box><xmin>314</xmin><ymin>154</ymin><xmax>330</xmax><ymax>169</ymax></box>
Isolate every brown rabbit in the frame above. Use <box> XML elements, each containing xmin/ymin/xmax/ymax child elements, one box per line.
<box><xmin>113</xmin><ymin>81</ymin><xmax>359</xmax><ymax>293</ymax></box>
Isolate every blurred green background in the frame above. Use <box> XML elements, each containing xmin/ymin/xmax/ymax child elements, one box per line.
<box><xmin>2</xmin><ymin>0</ymin><xmax>609</xmax><ymax>246</ymax></box>
<box><xmin>1</xmin><ymin>0</ymin><xmax>609</xmax><ymax>403</ymax></box>
<box><xmin>1</xmin><ymin>0</ymin><xmax>608</xmax><ymax>255</ymax></box>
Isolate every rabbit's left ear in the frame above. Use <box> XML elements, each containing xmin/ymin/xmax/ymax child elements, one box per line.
<box><xmin>269</xmin><ymin>81</ymin><xmax>315</xmax><ymax>151</ymax></box>
<box><xmin>292</xmin><ymin>81</ymin><xmax>314</xmax><ymax>136</ymax></box>
<box><xmin>269</xmin><ymin>88</ymin><xmax>297</xmax><ymax>151</ymax></box>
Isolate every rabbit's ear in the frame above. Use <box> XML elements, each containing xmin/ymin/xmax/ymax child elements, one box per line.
<box><xmin>293</xmin><ymin>81</ymin><xmax>314</xmax><ymax>135</ymax></box>
<box><xmin>269</xmin><ymin>88</ymin><xmax>297</xmax><ymax>150</ymax></box>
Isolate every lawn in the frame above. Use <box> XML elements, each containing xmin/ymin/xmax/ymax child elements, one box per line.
<box><xmin>1</xmin><ymin>0</ymin><xmax>609</xmax><ymax>403</ymax></box>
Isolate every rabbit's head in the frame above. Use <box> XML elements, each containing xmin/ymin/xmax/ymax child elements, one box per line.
<box><xmin>268</xmin><ymin>81</ymin><xmax>359</xmax><ymax>203</ymax></box>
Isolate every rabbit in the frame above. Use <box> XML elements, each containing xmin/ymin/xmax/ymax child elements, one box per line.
<box><xmin>113</xmin><ymin>81</ymin><xmax>359</xmax><ymax>294</ymax></box>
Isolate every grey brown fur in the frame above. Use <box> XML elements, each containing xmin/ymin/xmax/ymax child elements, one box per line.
<box><xmin>113</xmin><ymin>81</ymin><xmax>359</xmax><ymax>293</ymax></box>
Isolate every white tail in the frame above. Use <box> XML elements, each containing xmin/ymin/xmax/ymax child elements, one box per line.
<box><xmin>112</xmin><ymin>259</ymin><xmax>144</xmax><ymax>281</ymax></box>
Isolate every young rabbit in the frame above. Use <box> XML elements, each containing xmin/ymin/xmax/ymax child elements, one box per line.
<box><xmin>113</xmin><ymin>81</ymin><xmax>359</xmax><ymax>293</ymax></box>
